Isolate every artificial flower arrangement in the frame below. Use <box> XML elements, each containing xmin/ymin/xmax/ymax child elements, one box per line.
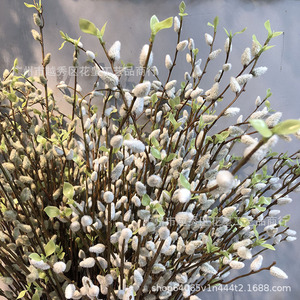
<box><xmin>0</xmin><ymin>1</ymin><xmax>299</xmax><ymax>299</ymax></box>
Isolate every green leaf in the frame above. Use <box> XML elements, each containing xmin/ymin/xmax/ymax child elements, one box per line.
<box><xmin>224</xmin><ymin>27</ymin><xmax>230</xmax><ymax>37</ymax></box>
<box><xmin>253</xmin><ymin>225</ymin><xmax>259</xmax><ymax>239</ymax></box>
<box><xmin>273</xmin><ymin>31</ymin><xmax>283</xmax><ymax>37</ymax></box>
<box><xmin>179</xmin><ymin>173</ymin><xmax>191</xmax><ymax>190</ymax></box>
<box><xmin>264</xmin><ymin>20</ymin><xmax>272</xmax><ymax>37</ymax></box>
<box><xmin>207</xmin><ymin>22</ymin><xmax>214</xmax><ymax>28</ymax></box>
<box><xmin>79</xmin><ymin>18</ymin><xmax>98</xmax><ymax>36</ymax></box>
<box><xmin>192</xmin><ymin>48</ymin><xmax>199</xmax><ymax>56</ymax></box>
<box><xmin>14</xmin><ymin>58</ymin><xmax>18</xmax><ymax>68</ymax></box>
<box><xmin>29</xmin><ymin>253</ymin><xmax>42</xmax><ymax>261</ymax></box>
<box><xmin>213</xmin><ymin>16</ymin><xmax>219</xmax><ymax>32</ymax></box>
<box><xmin>252</xmin><ymin>34</ymin><xmax>262</xmax><ymax>47</ymax></box>
<box><xmin>142</xmin><ymin>194</ymin><xmax>151</xmax><ymax>206</ymax></box>
<box><xmin>151</xmin><ymin>147</ymin><xmax>161</xmax><ymax>160</ymax></box>
<box><xmin>99</xmin><ymin>22</ymin><xmax>107</xmax><ymax>39</ymax></box>
<box><xmin>272</xmin><ymin>119</ymin><xmax>300</xmax><ymax>135</ymax></box>
<box><xmin>165</xmin><ymin>153</ymin><xmax>177</xmax><ymax>162</ymax></box>
<box><xmin>169</xmin><ymin>112</ymin><xmax>181</xmax><ymax>130</ymax></box>
<box><xmin>261</xmin><ymin>243</ymin><xmax>275</xmax><ymax>250</ymax></box>
<box><xmin>266</xmin><ymin>88</ymin><xmax>272</xmax><ymax>99</ymax></box>
<box><xmin>24</xmin><ymin>2</ymin><xmax>36</xmax><ymax>8</ymax></box>
<box><xmin>17</xmin><ymin>290</ymin><xmax>27</xmax><ymax>299</ymax></box>
<box><xmin>63</xmin><ymin>182</ymin><xmax>75</xmax><ymax>199</ymax></box>
<box><xmin>151</xmin><ymin>136</ymin><xmax>159</xmax><ymax>148</ymax></box>
<box><xmin>179</xmin><ymin>1</ymin><xmax>186</xmax><ymax>13</ymax></box>
<box><xmin>262</xmin><ymin>45</ymin><xmax>275</xmax><ymax>52</ymax></box>
<box><xmin>45</xmin><ymin>240</ymin><xmax>56</xmax><ymax>257</ymax></box>
<box><xmin>154</xmin><ymin>203</ymin><xmax>165</xmax><ymax>216</ymax></box>
<box><xmin>152</xmin><ymin>17</ymin><xmax>173</xmax><ymax>36</ymax></box>
<box><xmin>233</xmin><ymin>27</ymin><xmax>247</xmax><ymax>36</ymax></box>
<box><xmin>249</xmin><ymin>119</ymin><xmax>273</xmax><ymax>138</ymax></box>
<box><xmin>238</xmin><ymin>217</ymin><xmax>250</xmax><ymax>227</ymax></box>
<box><xmin>64</xmin><ymin>208</ymin><xmax>73</xmax><ymax>217</ymax></box>
<box><xmin>32</xmin><ymin>292</ymin><xmax>40</xmax><ymax>300</ymax></box>
<box><xmin>37</xmin><ymin>135</ymin><xmax>47</xmax><ymax>145</ymax></box>
<box><xmin>279</xmin><ymin>214</ymin><xmax>290</xmax><ymax>226</ymax></box>
<box><xmin>150</xmin><ymin>15</ymin><xmax>159</xmax><ymax>34</ymax></box>
<box><xmin>59</xmin><ymin>41</ymin><xmax>66</xmax><ymax>50</ymax></box>
<box><xmin>44</xmin><ymin>206</ymin><xmax>60</xmax><ymax>218</ymax></box>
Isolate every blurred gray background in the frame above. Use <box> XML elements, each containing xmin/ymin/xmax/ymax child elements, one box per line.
<box><xmin>0</xmin><ymin>0</ymin><xmax>299</xmax><ymax>299</ymax></box>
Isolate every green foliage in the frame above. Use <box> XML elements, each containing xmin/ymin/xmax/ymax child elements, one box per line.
<box><xmin>272</xmin><ymin>119</ymin><xmax>300</xmax><ymax>135</ymax></box>
<box><xmin>79</xmin><ymin>18</ymin><xmax>107</xmax><ymax>42</ymax></box>
<box><xmin>151</xmin><ymin>147</ymin><xmax>161</xmax><ymax>160</ymax></box>
<box><xmin>44</xmin><ymin>206</ymin><xmax>60</xmax><ymax>218</ymax></box>
<box><xmin>207</xmin><ymin>16</ymin><xmax>219</xmax><ymax>32</ymax></box>
<box><xmin>142</xmin><ymin>194</ymin><xmax>151</xmax><ymax>206</ymax></box>
<box><xmin>63</xmin><ymin>182</ymin><xmax>75</xmax><ymax>200</ymax></box>
<box><xmin>150</xmin><ymin>15</ymin><xmax>173</xmax><ymax>37</ymax></box>
<box><xmin>249</xmin><ymin>119</ymin><xmax>273</xmax><ymax>138</ymax></box>
<box><xmin>44</xmin><ymin>240</ymin><xmax>56</xmax><ymax>257</ymax></box>
<box><xmin>179</xmin><ymin>173</ymin><xmax>191</xmax><ymax>190</ymax></box>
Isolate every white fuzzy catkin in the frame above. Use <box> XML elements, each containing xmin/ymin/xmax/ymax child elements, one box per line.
<box><xmin>209</xmin><ymin>49</ymin><xmax>221</xmax><ymax>60</ymax></box>
<box><xmin>165</xmin><ymin>54</ymin><xmax>173</xmax><ymax>69</ymax></box>
<box><xmin>103</xmin><ymin>191</ymin><xmax>114</xmax><ymax>203</ymax></box>
<box><xmin>230</xmin><ymin>77</ymin><xmax>241</xmax><ymax>93</ymax></box>
<box><xmin>80</xmin><ymin>257</ymin><xmax>96</xmax><ymax>268</ymax></box>
<box><xmin>89</xmin><ymin>244</ymin><xmax>106</xmax><ymax>254</ymax></box>
<box><xmin>223</xmin><ymin>63</ymin><xmax>232</xmax><ymax>71</ymax></box>
<box><xmin>270</xmin><ymin>266</ymin><xmax>288</xmax><ymax>279</ymax></box>
<box><xmin>174</xmin><ymin>16</ymin><xmax>180</xmax><ymax>32</ymax></box>
<box><xmin>86</xmin><ymin>50</ymin><xmax>95</xmax><ymax>60</ymax></box>
<box><xmin>108</xmin><ymin>41</ymin><xmax>121</xmax><ymax>61</ymax></box>
<box><xmin>205</xmin><ymin>33</ymin><xmax>213</xmax><ymax>45</ymax></box>
<box><xmin>120</xmin><ymin>228</ymin><xmax>133</xmax><ymax>242</ymax></box>
<box><xmin>224</xmin><ymin>37</ymin><xmax>232</xmax><ymax>53</ymax></box>
<box><xmin>252</xmin><ymin>40</ymin><xmax>261</xmax><ymax>56</ymax></box>
<box><xmin>237</xmin><ymin>246</ymin><xmax>252</xmax><ymax>260</ymax></box>
<box><xmin>237</xmin><ymin>74</ymin><xmax>253</xmax><ymax>85</ymax></box>
<box><xmin>139</xmin><ymin>44</ymin><xmax>153</xmax><ymax>68</ymax></box>
<box><xmin>177</xmin><ymin>40</ymin><xmax>188</xmax><ymax>51</ymax></box>
<box><xmin>147</xmin><ymin>174</ymin><xmax>162</xmax><ymax>187</ymax></box>
<box><xmin>158</xmin><ymin>226</ymin><xmax>170</xmax><ymax>240</ymax></box>
<box><xmin>216</xmin><ymin>170</ymin><xmax>234</xmax><ymax>189</ymax></box>
<box><xmin>132</xmin><ymin>97</ymin><xmax>144</xmax><ymax>116</ymax></box>
<box><xmin>53</xmin><ymin>261</ymin><xmax>66</xmax><ymax>274</ymax></box>
<box><xmin>65</xmin><ymin>284</ymin><xmax>76</xmax><ymax>299</ymax></box>
<box><xmin>192</xmin><ymin>65</ymin><xmax>202</xmax><ymax>78</ymax></box>
<box><xmin>224</xmin><ymin>107</ymin><xmax>240</xmax><ymax>117</ymax></box>
<box><xmin>177</xmin><ymin>188</ymin><xmax>191</xmax><ymax>203</ymax></box>
<box><xmin>250</xmin><ymin>255</ymin><xmax>263</xmax><ymax>271</ymax></box>
<box><xmin>241</xmin><ymin>47</ymin><xmax>251</xmax><ymax>66</ymax></box>
<box><xmin>123</xmin><ymin>139</ymin><xmax>145</xmax><ymax>153</ymax></box>
<box><xmin>132</xmin><ymin>81</ymin><xmax>151</xmax><ymax>98</ymax></box>
<box><xmin>81</xmin><ymin>215</ymin><xmax>93</xmax><ymax>227</ymax></box>
<box><xmin>111</xmin><ymin>162</ymin><xmax>124</xmax><ymax>181</ymax></box>
<box><xmin>175</xmin><ymin>212</ymin><xmax>194</xmax><ymax>225</ymax></box>
<box><xmin>110</xmin><ymin>135</ymin><xmax>123</xmax><ymax>148</ymax></box>
<box><xmin>70</xmin><ymin>221</ymin><xmax>81</xmax><ymax>232</ymax></box>
<box><xmin>98</xmin><ymin>70</ymin><xmax>118</xmax><ymax>88</ymax></box>
<box><xmin>229</xmin><ymin>261</ymin><xmax>245</xmax><ymax>269</ymax></box>
<box><xmin>136</xmin><ymin>181</ymin><xmax>147</xmax><ymax>196</ymax></box>
<box><xmin>91</xmin><ymin>171</ymin><xmax>98</xmax><ymax>182</ymax></box>
<box><xmin>252</xmin><ymin>66</ymin><xmax>268</xmax><ymax>77</ymax></box>
<box><xmin>222</xmin><ymin>206</ymin><xmax>236</xmax><ymax>217</ymax></box>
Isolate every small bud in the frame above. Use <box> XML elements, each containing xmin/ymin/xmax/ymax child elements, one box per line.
<box><xmin>33</xmin><ymin>13</ymin><xmax>42</xmax><ymax>27</ymax></box>
<box><xmin>86</xmin><ymin>50</ymin><xmax>95</xmax><ymax>60</ymax></box>
<box><xmin>43</xmin><ymin>53</ymin><xmax>51</xmax><ymax>66</ymax></box>
<box><xmin>31</xmin><ymin>29</ymin><xmax>41</xmax><ymax>41</ymax></box>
